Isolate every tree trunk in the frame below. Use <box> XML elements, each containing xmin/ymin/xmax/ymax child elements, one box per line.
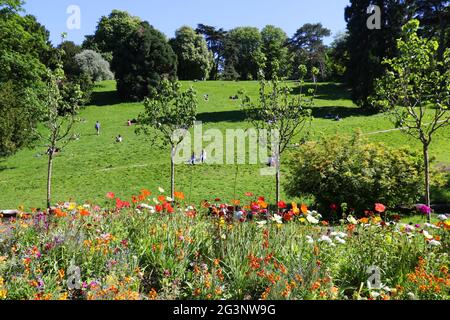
<box><xmin>47</xmin><ymin>152</ymin><xmax>54</xmax><ymax>211</ymax></box>
<box><xmin>170</xmin><ymin>146</ymin><xmax>175</xmax><ymax>200</ymax></box>
<box><xmin>275</xmin><ymin>151</ymin><xmax>281</xmax><ymax>213</ymax></box>
<box><xmin>276</xmin><ymin>167</ymin><xmax>280</xmax><ymax>212</ymax></box>
<box><xmin>423</xmin><ymin>144</ymin><xmax>431</xmax><ymax>222</ymax></box>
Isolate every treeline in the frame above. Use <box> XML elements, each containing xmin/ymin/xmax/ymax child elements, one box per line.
<box><xmin>0</xmin><ymin>0</ymin><xmax>449</xmax><ymax>158</ymax></box>
<box><xmin>76</xmin><ymin>10</ymin><xmax>334</xmax><ymax>101</ymax></box>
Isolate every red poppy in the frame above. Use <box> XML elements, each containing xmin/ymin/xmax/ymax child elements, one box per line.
<box><xmin>277</xmin><ymin>201</ymin><xmax>287</xmax><ymax>209</ymax></box>
<box><xmin>258</xmin><ymin>196</ymin><xmax>265</xmax><ymax>202</ymax></box>
<box><xmin>164</xmin><ymin>202</ymin><xmax>174</xmax><ymax>213</ymax></box>
<box><xmin>330</xmin><ymin>203</ymin><xmax>338</xmax><ymax>211</ymax></box>
<box><xmin>155</xmin><ymin>205</ymin><xmax>163</xmax><ymax>213</ymax></box>
<box><xmin>106</xmin><ymin>192</ymin><xmax>115</xmax><ymax>199</ymax></box>
<box><xmin>245</xmin><ymin>192</ymin><xmax>254</xmax><ymax>197</ymax></box>
<box><xmin>375</xmin><ymin>203</ymin><xmax>386</xmax><ymax>213</ymax></box>
<box><xmin>284</xmin><ymin>211</ymin><xmax>294</xmax><ymax>221</ymax></box>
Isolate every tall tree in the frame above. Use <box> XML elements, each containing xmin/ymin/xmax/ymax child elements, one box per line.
<box><xmin>170</xmin><ymin>26</ymin><xmax>213</xmax><ymax>80</ymax></box>
<box><xmin>195</xmin><ymin>24</ymin><xmax>227</xmax><ymax>80</ymax></box>
<box><xmin>345</xmin><ymin>0</ymin><xmax>414</xmax><ymax>108</ymax></box>
<box><xmin>224</xmin><ymin>27</ymin><xmax>263</xmax><ymax>80</ymax></box>
<box><xmin>83</xmin><ymin>10</ymin><xmax>141</xmax><ymax>66</ymax></box>
<box><xmin>371</xmin><ymin>20</ymin><xmax>450</xmax><ymax>221</ymax></box>
<box><xmin>137</xmin><ymin>80</ymin><xmax>198</xmax><ymax>200</ymax></box>
<box><xmin>0</xmin><ymin>0</ymin><xmax>51</xmax><ymax>157</ymax></box>
<box><xmin>113</xmin><ymin>22</ymin><xmax>177</xmax><ymax>101</ymax></box>
<box><xmin>261</xmin><ymin>25</ymin><xmax>290</xmax><ymax>79</ymax></box>
<box><xmin>289</xmin><ymin>23</ymin><xmax>331</xmax><ymax>80</ymax></box>
<box><xmin>240</xmin><ymin>63</ymin><xmax>314</xmax><ymax>208</ymax></box>
<box><xmin>327</xmin><ymin>32</ymin><xmax>350</xmax><ymax>81</ymax></box>
<box><xmin>414</xmin><ymin>0</ymin><xmax>450</xmax><ymax>58</ymax></box>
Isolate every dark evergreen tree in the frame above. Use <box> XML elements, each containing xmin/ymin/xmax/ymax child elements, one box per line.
<box><xmin>344</xmin><ymin>0</ymin><xmax>414</xmax><ymax>108</ymax></box>
<box><xmin>113</xmin><ymin>22</ymin><xmax>177</xmax><ymax>101</ymax></box>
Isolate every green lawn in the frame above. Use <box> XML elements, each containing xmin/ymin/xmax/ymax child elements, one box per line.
<box><xmin>1</xmin><ymin>80</ymin><xmax>449</xmax><ymax>209</ymax></box>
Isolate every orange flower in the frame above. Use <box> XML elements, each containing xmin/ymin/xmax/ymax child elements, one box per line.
<box><xmin>301</xmin><ymin>204</ymin><xmax>308</xmax><ymax>214</ymax></box>
<box><xmin>141</xmin><ymin>189</ymin><xmax>152</xmax><ymax>197</ymax></box>
<box><xmin>80</xmin><ymin>209</ymin><xmax>90</xmax><ymax>217</ymax></box>
<box><xmin>359</xmin><ymin>217</ymin><xmax>369</xmax><ymax>224</ymax></box>
<box><xmin>158</xmin><ymin>195</ymin><xmax>166</xmax><ymax>203</ymax></box>
<box><xmin>54</xmin><ymin>208</ymin><xmax>67</xmax><ymax>218</ymax></box>
<box><xmin>232</xmin><ymin>199</ymin><xmax>241</xmax><ymax>205</ymax></box>
<box><xmin>174</xmin><ymin>191</ymin><xmax>185</xmax><ymax>200</ymax></box>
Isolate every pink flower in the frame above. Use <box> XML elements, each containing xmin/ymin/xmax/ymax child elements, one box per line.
<box><xmin>417</xmin><ymin>204</ymin><xmax>432</xmax><ymax>215</ymax></box>
<box><xmin>375</xmin><ymin>203</ymin><xmax>386</xmax><ymax>213</ymax></box>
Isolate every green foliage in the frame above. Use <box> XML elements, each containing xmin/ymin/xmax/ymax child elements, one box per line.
<box><xmin>137</xmin><ymin>80</ymin><xmax>198</xmax><ymax>148</ymax></box>
<box><xmin>0</xmin><ymin>81</ymin><xmax>42</xmax><ymax>157</ymax></box>
<box><xmin>82</xmin><ymin>10</ymin><xmax>141</xmax><ymax>66</ymax></box>
<box><xmin>137</xmin><ymin>80</ymin><xmax>198</xmax><ymax>198</ymax></box>
<box><xmin>224</xmin><ymin>27</ymin><xmax>263</xmax><ymax>80</ymax></box>
<box><xmin>0</xmin><ymin>6</ymin><xmax>51</xmax><ymax>157</ymax></box>
<box><xmin>240</xmin><ymin>64</ymin><xmax>314</xmax><ymax>203</ymax></box>
<box><xmin>112</xmin><ymin>22</ymin><xmax>177</xmax><ymax>101</ymax></box>
<box><xmin>327</xmin><ymin>32</ymin><xmax>350</xmax><ymax>81</ymax></box>
<box><xmin>195</xmin><ymin>24</ymin><xmax>227</xmax><ymax>80</ymax></box>
<box><xmin>169</xmin><ymin>26</ymin><xmax>213</xmax><ymax>80</ymax></box>
<box><xmin>289</xmin><ymin>23</ymin><xmax>331</xmax><ymax>80</ymax></box>
<box><xmin>285</xmin><ymin>133</ymin><xmax>425</xmax><ymax>216</ymax></box>
<box><xmin>260</xmin><ymin>25</ymin><xmax>290</xmax><ymax>79</ymax></box>
<box><xmin>344</xmin><ymin>0</ymin><xmax>414</xmax><ymax>108</ymax></box>
<box><xmin>58</xmin><ymin>41</ymin><xmax>82</xmax><ymax>77</ymax></box>
<box><xmin>371</xmin><ymin>19</ymin><xmax>450</xmax><ymax>209</ymax></box>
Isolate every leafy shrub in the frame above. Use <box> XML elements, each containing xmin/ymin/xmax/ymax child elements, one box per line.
<box><xmin>74</xmin><ymin>50</ymin><xmax>114</xmax><ymax>82</ymax></box>
<box><xmin>285</xmin><ymin>133</ymin><xmax>424</xmax><ymax>217</ymax></box>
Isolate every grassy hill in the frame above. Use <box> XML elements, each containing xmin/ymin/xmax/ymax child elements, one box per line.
<box><xmin>0</xmin><ymin>80</ymin><xmax>449</xmax><ymax>209</ymax></box>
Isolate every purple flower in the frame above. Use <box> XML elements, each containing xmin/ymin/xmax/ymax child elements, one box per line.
<box><xmin>417</xmin><ymin>205</ymin><xmax>432</xmax><ymax>215</ymax></box>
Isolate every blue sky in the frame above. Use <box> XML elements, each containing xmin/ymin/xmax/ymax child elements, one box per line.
<box><xmin>23</xmin><ymin>0</ymin><xmax>351</xmax><ymax>46</ymax></box>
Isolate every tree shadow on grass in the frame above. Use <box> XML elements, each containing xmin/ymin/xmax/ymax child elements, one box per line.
<box><xmin>89</xmin><ymin>90</ymin><xmax>122</xmax><ymax>106</ymax></box>
<box><xmin>310</xmin><ymin>106</ymin><xmax>377</xmax><ymax>119</ymax></box>
<box><xmin>0</xmin><ymin>163</ymin><xmax>16</xmax><ymax>172</ymax></box>
<box><xmin>292</xmin><ymin>83</ymin><xmax>352</xmax><ymax>101</ymax></box>
<box><xmin>197</xmin><ymin>110</ymin><xmax>250</xmax><ymax>123</ymax></box>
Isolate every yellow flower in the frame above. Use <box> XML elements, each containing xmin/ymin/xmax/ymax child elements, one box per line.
<box><xmin>68</xmin><ymin>203</ymin><xmax>77</xmax><ymax>210</ymax></box>
<box><xmin>0</xmin><ymin>289</ymin><xmax>7</xmax><ymax>299</ymax></box>
<box><xmin>292</xmin><ymin>203</ymin><xmax>300</xmax><ymax>215</ymax></box>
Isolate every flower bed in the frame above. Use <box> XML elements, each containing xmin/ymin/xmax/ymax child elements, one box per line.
<box><xmin>0</xmin><ymin>188</ymin><xmax>448</xmax><ymax>300</ymax></box>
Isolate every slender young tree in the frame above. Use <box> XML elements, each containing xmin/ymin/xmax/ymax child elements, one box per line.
<box><xmin>240</xmin><ymin>60</ymin><xmax>314</xmax><ymax>209</ymax></box>
<box><xmin>371</xmin><ymin>20</ymin><xmax>450</xmax><ymax>221</ymax></box>
<box><xmin>137</xmin><ymin>80</ymin><xmax>198</xmax><ymax>200</ymax></box>
<box><xmin>41</xmin><ymin>66</ymin><xmax>83</xmax><ymax>210</ymax></box>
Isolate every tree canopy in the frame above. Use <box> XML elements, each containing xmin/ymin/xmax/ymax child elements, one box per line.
<box><xmin>170</xmin><ymin>26</ymin><xmax>213</xmax><ymax>80</ymax></box>
<box><xmin>113</xmin><ymin>21</ymin><xmax>177</xmax><ymax>101</ymax></box>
